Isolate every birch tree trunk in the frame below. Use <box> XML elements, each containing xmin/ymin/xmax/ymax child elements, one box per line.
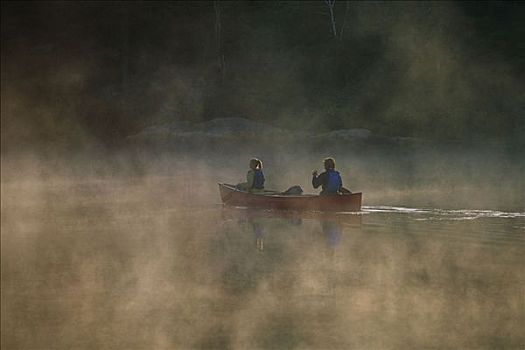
<box><xmin>339</xmin><ymin>1</ymin><xmax>350</xmax><ymax>40</ymax></box>
<box><xmin>325</xmin><ymin>0</ymin><xmax>338</xmax><ymax>38</ymax></box>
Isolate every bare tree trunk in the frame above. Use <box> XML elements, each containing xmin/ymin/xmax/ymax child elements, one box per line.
<box><xmin>325</xmin><ymin>0</ymin><xmax>337</xmax><ymax>38</ymax></box>
<box><xmin>214</xmin><ymin>1</ymin><xmax>225</xmax><ymax>79</ymax></box>
<box><xmin>339</xmin><ymin>0</ymin><xmax>350</xmax><ymax>40</ymax></box>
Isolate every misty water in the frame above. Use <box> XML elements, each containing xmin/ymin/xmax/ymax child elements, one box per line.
<box><xmin>2</xmin><ymin>168</ymin><xmax>524</xmax><ymax>349</ymax></box>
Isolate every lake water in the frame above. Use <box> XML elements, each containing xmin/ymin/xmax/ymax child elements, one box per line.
<box><xmin>1</xmin><ymin>176</ymin><xmax>524</xmax><ymax>349</ymax></box>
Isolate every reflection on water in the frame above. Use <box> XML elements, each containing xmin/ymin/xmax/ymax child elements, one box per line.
<box><xmin>2</xmin><ymin>178</ymin><xmax>525</xmax><ymax>349</ymax></box>
<box><xmin>321</xmin><ymin>220</ymin><xmax>342</xmax><ymax>248</ymax></box>
<box><xmin>221</xmin><ymin>208</ymin><xmax>361</xmax><ymax>253</ymax></box>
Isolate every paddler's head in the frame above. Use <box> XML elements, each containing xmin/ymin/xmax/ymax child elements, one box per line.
<box><xmin>249</xmin><ymin>158</ymin><xmax>262</xmax><ymax>170</ymax></box>
<box><xmin>324</xmin><ymin>157</ymin><xmax>336</xmax><ymax>170</ymax></box>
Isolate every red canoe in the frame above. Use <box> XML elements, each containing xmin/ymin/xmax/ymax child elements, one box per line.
<box><xmin>219</xmin><ymin>183</ymin><xmax>362</xmax><ymax>212</ymax></box>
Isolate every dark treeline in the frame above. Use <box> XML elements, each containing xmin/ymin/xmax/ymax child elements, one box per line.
<box><xmin>1</xmin><ymin>1</ymin><xmax>524</xmax><ymax>149</ymax></box>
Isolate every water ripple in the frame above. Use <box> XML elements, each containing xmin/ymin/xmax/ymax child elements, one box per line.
<box><xmin>363</xmin><ymin>206</ymin><xmax>525</xmax><ymax>220</ymax></box>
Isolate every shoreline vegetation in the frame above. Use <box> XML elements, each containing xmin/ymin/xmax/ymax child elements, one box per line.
<box><xmin>2</xmin><ymin>2</ymin><xmax>524</xmax><ymax>151</ymax></box>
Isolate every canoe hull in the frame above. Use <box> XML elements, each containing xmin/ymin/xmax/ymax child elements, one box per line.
<box><xmin>219</xmin><ymin>183</ymin><xmax>362</xmax><ymax>212</ymax></box>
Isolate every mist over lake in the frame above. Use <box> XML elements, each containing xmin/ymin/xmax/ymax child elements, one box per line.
<box><xmin>2</xmin><ymin>145</ymin><xmax>524</xmax><ymax>349</ymax></box>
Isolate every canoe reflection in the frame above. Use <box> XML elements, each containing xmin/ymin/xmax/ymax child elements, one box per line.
<box><xmin>221</xmin><ymin>206</ymin><xmax>362</xmax><ymax>224</ymax></box>
<box><xmin>221</xmin><ymin>207</ymin><xmax>361</xmax><ymax>251</ymax></box>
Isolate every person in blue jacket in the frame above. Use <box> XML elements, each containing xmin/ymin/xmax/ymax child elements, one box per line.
<box><xmin>237</xmin><ymin>158</ymin><xmax>265</xmax><ymax>192</ymax></box>
<box><xmin>312</xmin><ymin>157</ymin><xmax>345</xmax><ymax>195</ymax></box>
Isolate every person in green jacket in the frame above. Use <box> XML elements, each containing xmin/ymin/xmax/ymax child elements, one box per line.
<box><xmin>236</xmin><ymin>158</ymin><xmax>265</xmax><ymax>192</ymax></box>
